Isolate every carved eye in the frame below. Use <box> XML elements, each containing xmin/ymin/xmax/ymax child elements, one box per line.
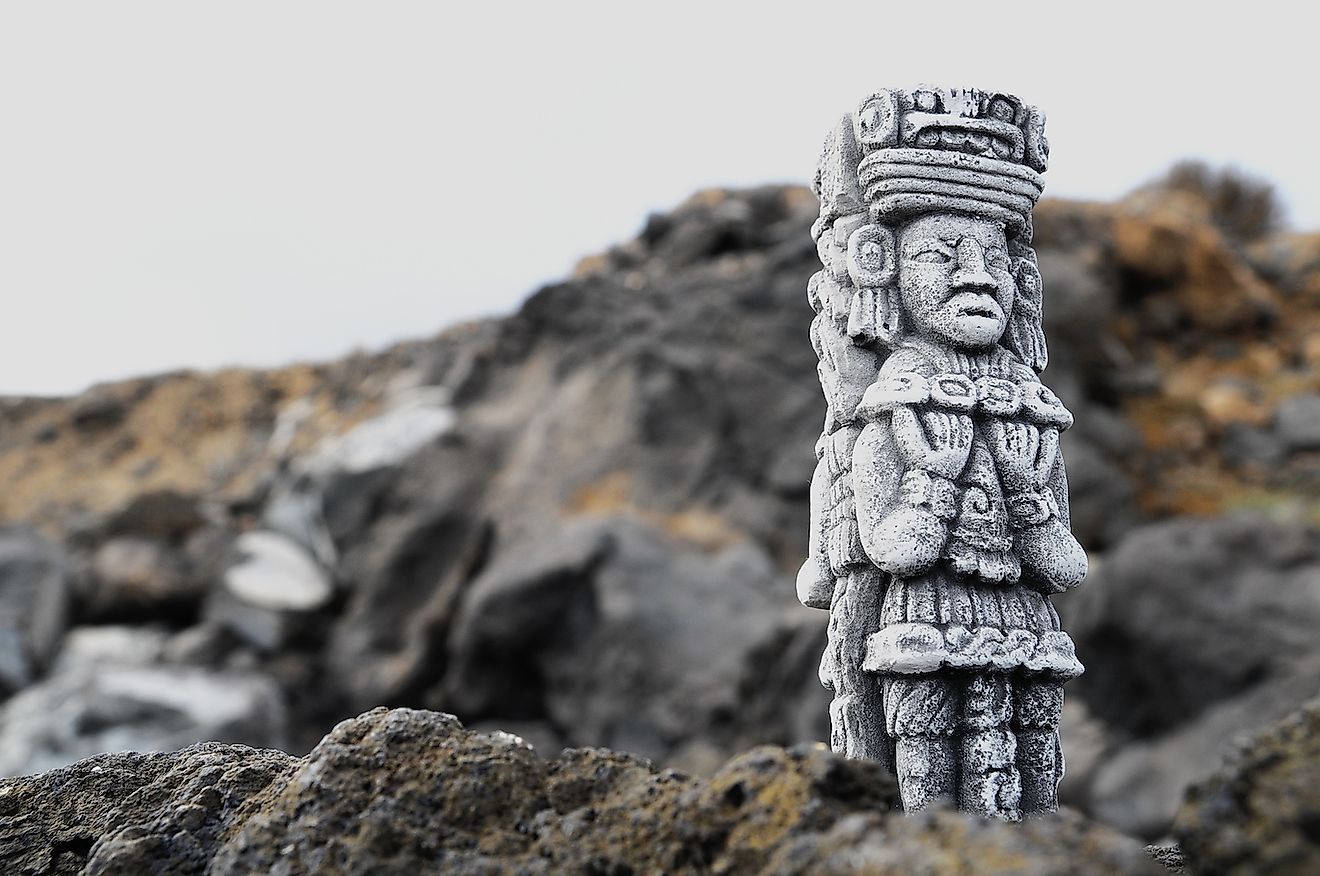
<box><xmin>912</xmin><ymin>249</ymin><xmax>951</xmax><ymax>264</ymax></box>
<box><xmin>986</xmin><ymin>248</ymin><xmax>1010</xmax><ymax>271</ymax></box>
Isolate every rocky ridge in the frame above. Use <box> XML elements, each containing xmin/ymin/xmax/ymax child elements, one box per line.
<box><xmin>0</xmin><ymin>164</ymin><xmax>1319</xmax><ymax>855</ymax></box>
<box><xmin>3</xmin><ymin>707</ymin><xmax>1164</xmax><ymax>875</ymax></box>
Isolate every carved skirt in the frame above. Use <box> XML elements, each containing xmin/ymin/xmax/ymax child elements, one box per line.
<box><xmin>862</xmin><ymin>569</ymin><xmax>1083</xmax><ymax>679</ymax></box>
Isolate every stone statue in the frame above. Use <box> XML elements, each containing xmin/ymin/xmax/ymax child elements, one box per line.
<box><xmin>798</xmin><ymin>86</ymin><xmax>1087</xmax><ymax>820</ymax></box>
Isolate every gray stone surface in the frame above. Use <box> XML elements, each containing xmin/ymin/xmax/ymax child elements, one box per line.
<box><xmin>0</xmin><ymin>707</ymin><xmax>1161</xmax><ymax>875</ymax></box>
<box><xmin>803</xmin><ymin>86</ymin><xmax>1085</xmax><ymax>818</ymax></box>
<box><xmin>0</xmin><ymin>528</ymin><xmax>69</xmax><ymax>696</ymax></box>
<box><xmin>1274</xmin><ymin>392</ymin><xmax>1320</xmax><ymax>451</ymax></box>
<box><xmin>1062</xmin><ymin>514</ymin><xmax>1320</xmax><ymax>836</ymax></box>
<box><xmin>442</xmin><ymin>519</ymin><xmax>829</xmax><ymax>769</ymax></box>
<box><xmin>204</xmin><ymin>531</ymin><xmax>332</xmax><ymax>651</ymax></box>
<box><xmin>0</xmin><ymin>626</ymin><xmax>287</xmax><ymax>777</ymax></box>
<box><xmin>1174</xmin><ymin>698</ymin><xmax>1320</xmax><ymax>875</ymax></box>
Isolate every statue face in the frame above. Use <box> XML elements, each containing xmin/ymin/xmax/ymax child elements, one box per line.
<box><xmin>897</xmin><ymin>214</ymin><xmax>1015</xmax><ymax>349</ymax></box>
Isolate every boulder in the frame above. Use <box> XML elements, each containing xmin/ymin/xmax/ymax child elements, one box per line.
<box><xmin>1063</xmin><ymin>515</ymin><xmax>1320</xmax><ymax>836</ymax></box>
<box><xmin>0</xmin><ymin>626</ymin><xmax>287</xmax><ymax>777</ymax></box>
<box><xmin>441</xmin><ymin>521</ymin><xmax>830</xmax><ymax>765</ymax></box>
<box><xmin>0</xmin><ymin>706</ymin><xmax>1163</xmax><ymax>875</ymax></box>
<box><xmin>0</xmin><ymin>742</ymin><xmax>295</xmax><ymax>876</ymax></box>
<box><xmin>207</xmin><ymin>530</ymin><xmax>333</xmax><ymax>651</ymax></box>
<box><xmin>1064</xmin><ymin>515</ymin><xmax>1320</xmax><ymax>737</ymax></box>
<box><xmin>1175</xmin><ymin>698</ymin><xmax>1320</xmax><ymax>875</ymax></box>
<box><xmin>80</xmin><ymin>536</ymin><xmax>197</xmax><ymax>623</ymax></box>
<box><xmin>0</xmin><ymin>528</ymin><xmax>69</xmax><ymax>696</ymax></box>
<box><xmin>1275</xmin><ymin>392</ymin><xmax>1320</xmax><ymax>452</ymax></box>
<box><xmin>1085</xmin><ymin>663</ymin><xmax>1320</xmax><ymax>838</ymax></box>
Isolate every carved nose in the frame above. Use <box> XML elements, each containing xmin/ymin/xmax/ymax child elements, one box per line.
<box><xmin>952</xmin><ymin>238</ymin><xmax>996</xmax><ymax>291</ymax></box>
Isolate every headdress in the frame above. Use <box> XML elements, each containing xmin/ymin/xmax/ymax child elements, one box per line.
<box><xmin>811</xmin><ymin>86</ymin><xmax>1051</xmax><ymax>370</ymax></box>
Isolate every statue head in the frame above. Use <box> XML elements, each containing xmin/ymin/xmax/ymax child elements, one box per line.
<box><xmin>812</xmin><ymin>85</ymin><xmax>1050</xmax><ymax>370</ymax></box>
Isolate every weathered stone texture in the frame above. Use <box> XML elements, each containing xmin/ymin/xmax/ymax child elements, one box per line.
<box><xmin>1174</xmin><ymin>699</ymin><xmax>1320</xmax><ymax>876</ymax></box>
<box><xmin>1</xmin><ymin>707</ymin><xmax>1166</xmax><ymax>875</ymax></box>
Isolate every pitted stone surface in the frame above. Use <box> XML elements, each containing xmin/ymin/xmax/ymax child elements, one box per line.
<box><xmin>1</xmin><ymin>707</ymin><xmax>1164</xmax><ymax>875</ymax></box>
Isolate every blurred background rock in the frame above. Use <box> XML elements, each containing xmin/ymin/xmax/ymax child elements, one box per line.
<box><xmin>2</xmin><ymin>162</ymin><xmax>1318</xmax><ymax>843</ymax></box>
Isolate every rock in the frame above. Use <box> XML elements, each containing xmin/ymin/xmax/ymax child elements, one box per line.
<box><xmin>101</xmin><ymin>489</ymin><xmax>206</xmax><ymax>542</ymax></box>
<box><xmin>442</xmin><ymin>521</ymin><xmax>829</xmax><ymax>764</ymax></box>
<box><xmin>81</xmin><ymin>536</ymin><xmax>196</xmax><ymax>622</ymax></box>
<box><xmin>68</xmin><ymin>391</ymin><xmax>126</xmax><ymax>430</ymax></box>
<box><xmin>207</xmin><ymin>531</ymin><xmax>332</xmax><ymax>651</ymax></box>
<box><xmin>1057</xmin><ymin>697</ymin><xmax>1114</xmax><ymax>808</ymax></box>
<box><xmin>0</xmin><ymin>626</ymin><xmax>287</xmax><ymax>777</ymax></box>
<box><xmin>0</xmin><ymin>742</ymin><xmax>295</xmax><ymax>876</ymax></box>
<box><xmin>764</xmin><ymin>808</ymin><xmax>1163</xmax><ymax>875</ymax></box>
<box><xmin>1060</xmin><ymin>430</ymin><xmax>1139</xmax><ymax>549</ymax></box>
<box><xmin>0</xmin><ymin>528</ymin><xmax>69</xmax><ymax>696</ymax></box>
<box><xmin>209</xmin><ymin>708</ymin><xmax>551</xmax><ymax>874</ymax></box>
<box><xmin>326</xmin><ymin>447</ymin><xmax>492</xmax><ymax>709</ymax></box>
<box><xmin>1063</xmin><ymin>515</ymin><xmax>1320</xmax><ymax>835</ymax></box>
<box><xmin>1085</xmin><ymin>664</ymin><xmax>1320</xmax><ymax>838</ymax></box>
<box><xmin>214</xmin><ymin>707</ymin><xmax>903</xmax><ymax>875</ymax></box>
<box><xmin>1175</xmin><ymin>699</ymin><xmax>1320</xmax><ymax>876</ymax></box>
<box><xmin>1275</xmin><ymin>392</ymin><xmax>1320</xmax><ymax>452</ymax></box>
<box><xmin>222</xmin><ymin>532</ymin><xmax>330</xmax><ymax>612</ymax></box>
<box><xmin>1219</xmin><ymin>422</ymin><xmax>1285</xmax><ymax>469</ymax></box>
<box><xmin>441</xmin><ymin>522</ymin><xmax>611</xmax><ymax>720</ymax></box>
<box><xmin>1146</xmin><ymin>844</ymin><xmax>1186</xmax><ymax>873</ymax></box>
<box><xmin>1065</xmin><ymin>515</ymin><xmax>1320</xmax><ymax>737</ymax></box>
<box><xmin>1</xmin><ymin>706</ymin><xmax>1162</xmax><ymax>875</ymax></box>
<box><xmin>303</xmin><ymin>385</ymin><xmax>455</xmax><ymax>477</ymax></box>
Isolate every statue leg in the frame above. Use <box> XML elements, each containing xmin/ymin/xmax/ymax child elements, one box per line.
<box><xmin>959</xmin><ymin>671</ymin><xmax>1022</xmax><ymax>820</ymax></box>
<box><xmin>1014</xmin><ymin>678</ymin><xmax>1064</xmax><ymax>815</ymax></box>
<box><xmin>824</xmin><ymin>567</ymin><xmax>888</xmax><ymax>765</ymax></box>
<box><xmin>884</xmin><ymin>674</ymin><xmax>957</xmax><ymax>811</ymax></box>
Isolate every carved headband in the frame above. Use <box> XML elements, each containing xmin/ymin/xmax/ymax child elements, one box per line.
<box><xmin>812</xmin><ymin>85</ymin><xmax>1048</xmax><ymax>242</ymax></box>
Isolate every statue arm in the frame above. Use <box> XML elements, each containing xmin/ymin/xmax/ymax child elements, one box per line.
<box><xmin>1013</xmin><ymin>443</ymin><xmax>1088</xmax><ymax>594</ymax></box>
<box><xmin>852</xmin><ymin>352</ymin><xmax>968</xmax><ymax>577</ymax></box>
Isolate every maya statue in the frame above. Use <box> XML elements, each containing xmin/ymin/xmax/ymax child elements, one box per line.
<box><xmin>798</xmin><ymin>86</ymin><xmax>1087</xmax><ymax>820</ymax></box>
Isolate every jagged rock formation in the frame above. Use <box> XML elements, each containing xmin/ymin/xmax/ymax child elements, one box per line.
<box><xmin>1</xmin><ymin>707</ymin><xmax>1162</xmax><ymax>875</ymax></box>
<box><xmin>1174</xmin><ymin>698</ymin><xmax>1320</xmax><ymax>875</ymax></box>
<box><xmin>0</xmin><ymin>169</ymin><xmax>1318</xmax><ymax>842</ymax></box>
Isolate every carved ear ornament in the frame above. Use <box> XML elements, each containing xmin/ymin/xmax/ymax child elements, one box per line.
<box><xmin>845</xmin><ymin>224</ymin><xmax>897</xmax><ymax>288</ymax></box>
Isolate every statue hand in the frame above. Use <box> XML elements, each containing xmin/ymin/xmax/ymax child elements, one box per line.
<box><xmin>892</xmin><ymin>406</ymin><xmax>973</xmax><ymax>479</ymax></box>
<box><xmin>987</xmin><ymin>420</ymin><xmax>1057</xmax><ymax>491</ymax></box>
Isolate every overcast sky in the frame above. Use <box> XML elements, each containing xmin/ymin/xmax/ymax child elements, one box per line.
<box><xmin>2</xmin><ymin>2</ymin><xmax>1315</xmax><ymax>396</ymax></box>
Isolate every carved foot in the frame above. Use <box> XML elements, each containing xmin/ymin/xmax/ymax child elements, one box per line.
<box><xmin>960</xmin><ymin>727</ymin><xmax>1022</xmax><ymax>820</ymax></box>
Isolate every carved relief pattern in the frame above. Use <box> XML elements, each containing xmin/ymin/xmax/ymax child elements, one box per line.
<box><xmin>800</xmin><ymin>86</ymin><xmax>1085</xmax><ymax>820</ymax></box>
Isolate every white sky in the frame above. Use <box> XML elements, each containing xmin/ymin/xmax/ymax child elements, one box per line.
<box><xmin>1</xmin><ymin>1</ymin><xmax>1316</xmax><ymax>396</ymax></box>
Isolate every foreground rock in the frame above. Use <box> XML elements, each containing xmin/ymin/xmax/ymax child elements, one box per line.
<box><xmin>1175</xmin><ymin>698</ymin><xmax>1320</xmax><ymax>875</ymax></box>
<box><xmin>1</xmin><ymin>707</ymin><xmax>1159</xmax><ymax>875</ymax></box>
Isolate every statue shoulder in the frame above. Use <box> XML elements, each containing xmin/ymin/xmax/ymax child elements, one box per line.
<box><xmin>856</xmin><ymin>347</ymin><xmax>937</xmax><ymax>418</ymax></box>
